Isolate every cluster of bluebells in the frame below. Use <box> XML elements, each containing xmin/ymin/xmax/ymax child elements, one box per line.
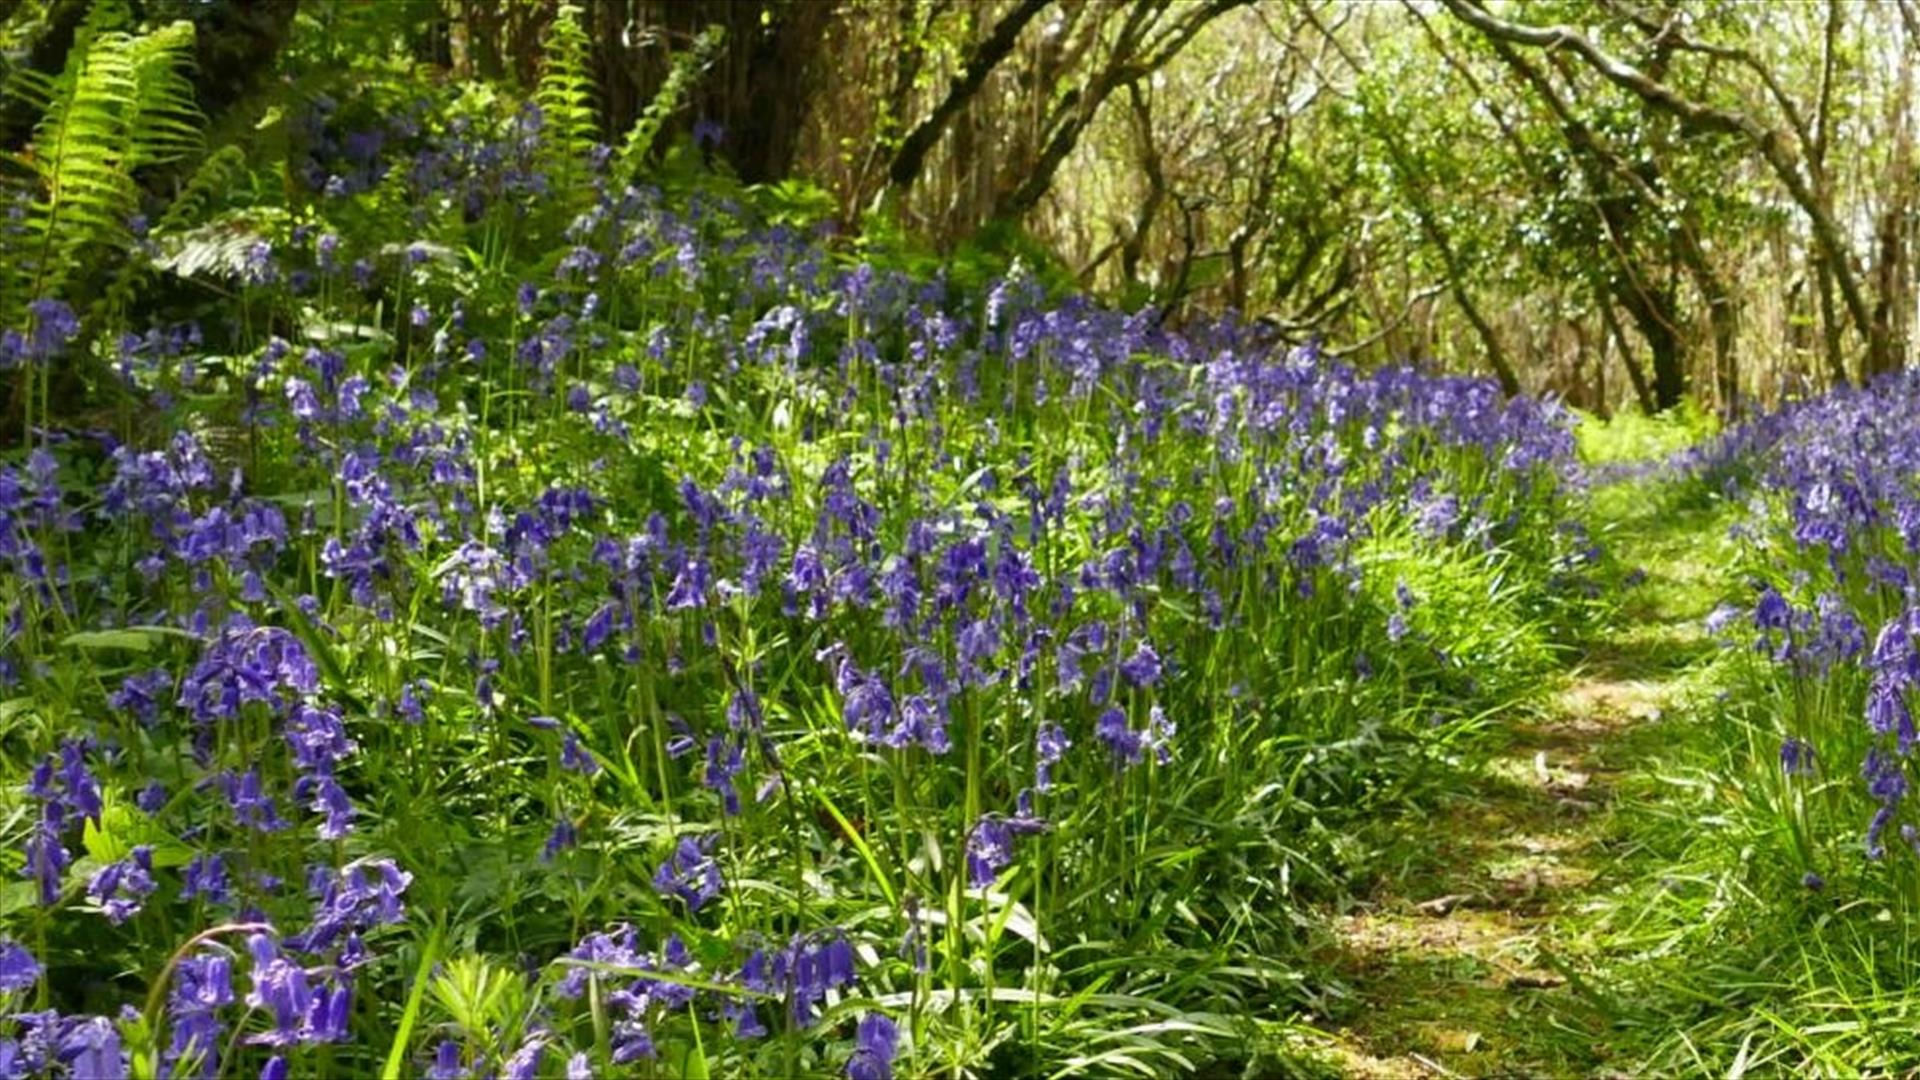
<box><xmin>0</xmin><ymin>66</ymin><xmax>1600</xmax><ymax>1078</ymax></box>
<box><xmin>1707</xmin><ymin>371</ymin><xmax>1920</xmax><ymax>867</ymax></box>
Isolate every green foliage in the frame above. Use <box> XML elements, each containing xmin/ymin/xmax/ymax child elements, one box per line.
<box><xmin>614</xmin><ymin>24</ymin><xmax>725</xmax><ymax>187</ymax></box>
<box><xmin>1574</xmin><ymin>402</ymin><xmax>1718</xmax><ymax>466</ymax></box>
<box><xmin>99</xmin><ymin>144</ymin><xmax>247</xmax><ymax>320</ymax></box>
<box><xmin>5</xmin><ymin>11</ymin><xmax>201</xmax><ymax>322</ymax></box>
<box><xmin>533</xmin><ymin>2</ymin><xmax>597</xmax><ymax>210</ymax></box>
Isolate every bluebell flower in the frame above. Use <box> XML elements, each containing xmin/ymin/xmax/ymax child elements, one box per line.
<box><xmin>560</xmin><ymin>732</ymin><xmax>599</xmax><ymax>775</ymax></box>
<box><xmin>56</xmin><ymin>1016</ymin><xmax>124</xmax><ymax>1079</ymax></box>
<box><xmin>664</xmin><ymin>558</ymin><xmax>711</xmax><ymax>610</ymax></box>
<box><xmin>1147</xmin><ymin>705</ymin><xmax>1176</xmax><ymax>764</ymax></box>
<box><xmin>557</xmin><ymin>925</ymin><xmax>641</xmax><ymax>1000</ymax></box>
<box><xmin>216</xmin><ymin>769</ymin><xmax>290</xmax><ymax>834</ymax></box>
<box><xmin>109</xmin><ymin>669</ymin><xmax>174</xmax><ymax>724</ymax></box>
<box><xmin>966</xmin><ymin>817</ymin><xmax>1015</xmax><ymax>888</ymax></box>
<box><xmin>1095</xmin><ymin>707</ymin><xmax>1145</xmax><ymax>766</ymax></box>
<box><xmin>581</xmin><ymin>602</ymin><xmax>616</xmax><ymax>653</ymax></box>
<box><xmin>0</xmin><ymin>940</ymin><xmax>40</xmax><ymax>991</ymax></box>
<box><xmin>1867</xmin><ymin>680</ymin><xmax>1915</xmax><ymax>753</ymax></box>
<box><xmin>426</xmin><ymin>1040</ymin><xmax>467</xmax><ymax>1080</ymax></box>
<box><xmin>57</xmin><ymin>741</ymin><xmax>103</xmax><ymax>825</ymax></box>
<box><xmin>284</xmin><ymin>858</ymin><xmax>412</xmax><ymax>953</ymax></box>
<box><xmin>1780</xmin><ymin>737</ymin><xmax>1816</xmax><ymax>777</ymax></box>
<box><xmin>1035</xmin><ymin>725</ymin><xmax>1070</xmax><ymax>791</ymax></box>
<box><xmin>611</xmin><ymin>1023</ymin><xmax>655</xmax><ymax>1064</ymax></box>
<box><xmin>704</xmin><ymin>734</ymin><xmax>744</xmax><ymax>816</ymax></box>
<box><xmin>543</xmin><ymin>817</ymin><xmax>578</xmax><ymax>862</ymax></box>
<box><xmin>86</xmin><ymin>845</ymin><xmax>156</xmax><ymax>923</ymax></box>
<box><xmin>1119</xmin><ymin>642</ymin><xmax>1163</xmax><ymax>688</ymax></box>
<box><xmin>652</xmin><ymin>835</ymin><xmax>723</xmax><ymax>911</ymax></box>
<box><xmin>501</xmin><ymin>1036</ymin><xmax>546</xmax><ymax>1080</ymax></box>
<box><xmin>22</xmin><ymin>808</ymin><xmax>70</xmax><ymax>906</ymax></box>
<box><xmin>723</xmin><ymin>997</ymin><xmax>768</xmax><ymax>1039</ymax></box>
<box><xmin>26</xmin><ymin>299</ymin><xmax>80</xmax><ymax>360</ymax></box>
<box><xmin>244</xmin><ymin>935</ymin><xmax>312</xmax><ymax>1046</ymax></box>
<box><xmin>166</xmin><ymin>953</ymin><xmax>234</xmax><ymax>1079</ymax></box>
<box><xmin>727</xmin><ymin>688</ymin><xmax>763</xmax><ymax>731</ymax></box>
<box><xmin>847</xmin><ymin>1013</ymin><xmax>898</xmax><ymax>1080</ymax></box>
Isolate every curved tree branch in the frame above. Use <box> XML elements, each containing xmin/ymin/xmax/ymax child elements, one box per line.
<box><xmin>1440</xmin><ymin>0</ymin><xmax>1880</xmax><ymax>379</ymax></box>
<box><xmin>884</xmin><ymin>0</ymin><xmax>1053</xmax><ymax>195</ymax></box>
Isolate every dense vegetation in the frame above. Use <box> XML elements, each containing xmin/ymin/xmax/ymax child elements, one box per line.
<box><xmin>1</xmin><ymin>1</ymin><xmax>1918</xmax><ymax>1077</ymax></box>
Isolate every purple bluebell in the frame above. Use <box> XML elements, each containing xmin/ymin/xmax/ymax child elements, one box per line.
<box><xmin>57</xmin><ymin>1016</ymin><xmax>124</xmax><ymax>1080</ymax></box>
<box><xmin>847</xmin><ymin>1013</ymin><xmax>898</xmax><ymax>1080</ymax></box>
<box><xmin>1119</xmin><ymin>642</ymin><xmax>1163</xmax><ymax>688</ymax></box>
<box><xmin>166</xmin><ymin>953</ymin><xmax>234</xmax><ymax>1078</ymax></box>
<box><xmin>560</xmin><ymin>732</ymin><xmax>600</xmax><ymax>775</ymax></box>
<box><xmin>1035</xmin><ymin>724</ymin><xmax>1070</xmax><ymax>791</ymax></box>
<box><xmin>1780</xmin><ymin>737</ymin><xmax>1816</xmax><ymax>777</ymax></box>
<box><xmin>86</xmin><ymin>845</ymin><xmax>156</xmax><ymax>923</ymax></box>
<box><xmin>1095</xmin><ymin>707</ymin><xmax>1145</xmax><ymax>766</ymax></box>
<box><xmin>543</xmin><ymin>816</ymin><xmax>578</xmax><ymax>862</ymax></box>
<box><xmin>426</xmin><ymin>1041</ymin><xmax>466</xmax><ymax>1080</ymax></box>
<box><xmin>652</xmin><ymin>835</ymin><xmax>723</xmax><ymax>911</ymax></box>
<box><xmin>0</xmin><ymin>941</ymin><xmax>40</xmax><ymax>992</ymax></box>
<box><xmin>704</xmin><ymin>734</ymin><xmax>744</xmax><ymax>816</ymax></box>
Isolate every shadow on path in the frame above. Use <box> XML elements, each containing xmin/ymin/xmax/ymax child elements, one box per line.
<box><xmin>1313</xmin><ymin>484</ymin><xmax>1740</xmax><ymax>1077</ymax></box>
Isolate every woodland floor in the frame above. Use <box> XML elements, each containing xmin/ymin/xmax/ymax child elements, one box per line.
<box><xmin>1316</xmin><ymin>482</ymin><xmax>1739</xmax><ymax>1078</ymax></box>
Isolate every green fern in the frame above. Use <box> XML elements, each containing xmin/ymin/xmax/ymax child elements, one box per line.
<box><xmin>6</xmin><ymin>16</ymin><xmax>202</xmax><ymax>324</ymax></box>
<box><xmin>614</xmin><ymin>24</ymin><xmax>726</xmax><ymax>187</ymax></box>
<box><xmin>99</xmin><ymin>143</ymin><xmax>247</xmax><ymax>320</ymax></box>
<box><xmin>534</xmin><ymin>2</ymin><xmax>598</xmax><ymax>208</ymax></box>
<box><xmin>0</xmin><ymin>0</ymin><xmax>127</xmax><ymax>121</ymax></box>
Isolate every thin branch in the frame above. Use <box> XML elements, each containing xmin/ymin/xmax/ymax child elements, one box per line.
<box><xmin>1441</xmin><ymin>0</ymin><xmax>1879</xmax><ymax>378</ymax></box>
<box><xmin>884</xmin><ymin>0</ymin><xmax>1053</xmax><ymax>194</ymax></box>
<box><xmin>1326</xmin><ymin>282</ymin><xmax>1446</xmax><ymax>358</ymax></box>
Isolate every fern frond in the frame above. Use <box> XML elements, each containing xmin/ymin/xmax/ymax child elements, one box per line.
<box><xmin>100</xmin><ymin>144</ymin><xmax>246</xmax><ymax>320</ymax></box>
<box><xmin>126</xmin><ymin>22</ymin><xmax>204</xmax><ymax>169</ymax></box>
<box><xmin>0</xmin><ymin>67</ymin><xmax>56</xmax><ymax>119</ymax></box>
<box><xmin>614</xmin><ymin>24</ymin><xmax>725</xmax><ymax>187</ymax></box>
<box><xmin>534</xmin><ymin>2</ymin><xmax>598</xmax><ymax>207</ymax></box>
<box><xmin>7</xmin><ymin>18</ymin><xmax>201</xmax><ymax>324</ymax></box>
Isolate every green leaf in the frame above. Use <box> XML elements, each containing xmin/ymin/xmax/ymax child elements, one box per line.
<box><xmin>62</xmin><ymin>628</ymin><xmax>161</xmax><ymax>652</ymax></box>
<box><xmin>382</xmin><ymin>920</ymin><xmax>444</xmax><ymax>1080</ymax></box>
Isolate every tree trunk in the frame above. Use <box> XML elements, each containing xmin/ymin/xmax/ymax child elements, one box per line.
<box><xmin>190</xmin><ymin>0</ymin><xmax>303</xmax><ymax>133</ymax></box>
<box><xmin>1612</xmin><ymin>278</ymin><xmax>1685</xmax><ymax>411</ymax></box>
<box><xmin>1443</xmin><ymin>0</ymin><xmax>1887</xmax><ymax>376</ymax></box>
<box><xmin>1814</xmin><ymin>256</ymin><xmax>1850</xmax><ymax>386</ymax></box>
<box><xmin>626</xmin><ymin>0</ymin><xmax>831</xmax><ymax>184</ymax></box>
<box><xmin>1674</xmin><ymin>230</ymin><xmax>1740</xmax><ymax>418</ymax></box>
<box><xmin>1597</xmin><ymin>285</ymin><xmax>1658</xmax><ymax>415</ymax></box>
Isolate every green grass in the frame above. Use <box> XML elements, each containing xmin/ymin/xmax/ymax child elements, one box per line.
<box><xmin>1304</xmin><ymin>444</ymin><xmax>1871</xmax><ymax>1075</ymax></box>
<box><xmin>1323</xmin><ymin>446</ymin><xmax>1920</xmax><ymax>1075</ymax></box>
<box><xmin>1574</xmin><ymin>402</ymin><xmax>1720</xmax><ymax>467</ymax></box>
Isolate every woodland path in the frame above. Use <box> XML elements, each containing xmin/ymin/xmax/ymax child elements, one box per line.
<box><xmin>1319</xmin><ymin>482</ymin><xmax>1737</xmax><ymax>1078</ymax></box>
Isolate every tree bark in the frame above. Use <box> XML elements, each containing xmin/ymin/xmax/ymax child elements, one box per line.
<box><xmin>189</xmin><ymin>0</ymin><xmax>303</xmax><ymax>135</ymax></box>
<box><xmin>1596</xmin><ymin>285</ymin><xmax>1658</xmax><ymax>415</ymax></box>
<box><xmin>625</xmin><ymin>1</ymin><xmax>831</xmax><ymax>184</ymax></box>
<box><xmin>1119</xmin><ymin>83</ymin><xmax>1166</xmax><ymax>285</ymax></box>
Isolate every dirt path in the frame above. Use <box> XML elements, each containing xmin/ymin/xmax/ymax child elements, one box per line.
<box><xmin>1315</xmin><ymin>489</ymin><xmax>1735</xmax><ymax>1077</ymax></box>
